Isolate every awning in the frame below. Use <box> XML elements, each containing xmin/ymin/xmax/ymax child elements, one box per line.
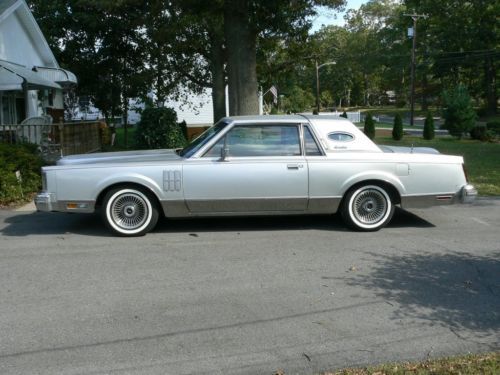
<box><xmin>0</xmin><ymin>60</ymin><xmax>62</xmax><ymax>90</ymax></box>
<box><xmin>35</xmin><ymin>66</ymin><xmax>78</xmax><ymax>86</ymax></box>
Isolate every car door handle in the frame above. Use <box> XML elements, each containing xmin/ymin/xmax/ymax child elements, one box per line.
<box><xmin>287</xmin><ymin>164</ymin><xmax>303</xmax><ymax>170</ymax></box>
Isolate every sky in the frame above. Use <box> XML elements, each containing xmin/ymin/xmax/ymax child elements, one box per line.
<box><xmin>311</xmin><ymin>0</ymin><xmax>369</xmax><ymax>32</ymax></box>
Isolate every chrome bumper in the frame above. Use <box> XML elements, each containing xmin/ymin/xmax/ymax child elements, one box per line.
<box><xmin>460</xmin><ymin>184</ymin><xmax>477</xmax><ymax>203</ymax></box>
<box><xmin>34</xmin><ymin>192</ymin><xmax>57</xmax><ymax>212</ymax></box>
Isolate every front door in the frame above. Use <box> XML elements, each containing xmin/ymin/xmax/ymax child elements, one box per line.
<box><xmin>183</xmin><ymin>123</ymin><xmax>308</xmax><ymax>213</ymax></box>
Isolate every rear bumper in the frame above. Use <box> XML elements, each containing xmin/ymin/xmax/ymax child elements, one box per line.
<box><xmin>460</xmin><ymin>184</ymin><xmax>477</xmax><ymax>203</ymax></box>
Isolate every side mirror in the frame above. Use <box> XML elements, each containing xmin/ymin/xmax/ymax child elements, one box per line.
<box><xmin>219</xmin><ymin>146</ymin><xmax>229</xmax><ymax>161</ymax></box>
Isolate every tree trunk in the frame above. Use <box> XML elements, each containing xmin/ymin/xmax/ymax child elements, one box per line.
<box><xmin>485</xmin><ymin>56</ymin><xmax>497</xmax><ymax>114</ymax></box>
<box><xmin>224</xmin><ymin>0</ymin><xmax>259</xmax><ymax>116</ymax></box>
<box><xmin>421</xmin><ymin>72</ymin><xmax>428</xmax><ymax>111</ymax></box>
<box><xmin>210</xmin><ymin>32</ymin><xmax>226</xmax><ymax>122</ymax></box>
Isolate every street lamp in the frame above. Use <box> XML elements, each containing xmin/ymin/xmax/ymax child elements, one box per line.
<box><xmin>404</xmin><ymin>13</ymin><xmax>426</xmax><ymax>126</ymax></box>
<box><xmin>315</xmin><ymin>60</ymin><xmax>336</xmax><ymax>113</ymax></box>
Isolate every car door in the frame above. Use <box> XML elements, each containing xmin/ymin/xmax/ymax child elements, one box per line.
<box><xmin>182</xmin><ymin>123</ymin><xmax>309</xmax><ymax>213</ymax></box>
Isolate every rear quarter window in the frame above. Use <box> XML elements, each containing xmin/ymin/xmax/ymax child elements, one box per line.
<box><xmin>328</xmin><ymin>132</ymin><xmax>355</xmax><ymax>142</ymax></box>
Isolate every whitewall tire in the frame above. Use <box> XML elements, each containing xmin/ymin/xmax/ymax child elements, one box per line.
<box><xmin>341</xmin><ymin>184</ymin><xmax>395</xmax><ymax>231</ymax></box>
<box><xmin>102</xmin><ymin>187</ymin><xmax>159</xmax><ymax>236</ymax></box>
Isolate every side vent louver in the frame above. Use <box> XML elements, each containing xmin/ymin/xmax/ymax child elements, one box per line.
<box><xmin>163</xmin><ymin>170</ymin><xmax>182</xmax><ymax>192</ymax></box>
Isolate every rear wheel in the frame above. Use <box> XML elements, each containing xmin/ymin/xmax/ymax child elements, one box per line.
<box><xmin>341</xmin><ymin>184</ymin><xmax>394</xmax><ymax>231</ymax></box>
<box><xmin>102</xmin><ymin>186</ymin><xmax>159</xmax><ymax>236</ymax></box>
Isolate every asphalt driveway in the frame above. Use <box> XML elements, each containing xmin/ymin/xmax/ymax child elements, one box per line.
<box><xmin>0</xmin><ymin>199</ymin><xmax>499</xmax><ymax>374</ymax></box>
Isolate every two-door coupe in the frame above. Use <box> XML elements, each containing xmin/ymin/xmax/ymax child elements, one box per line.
<box><xmin>35</xmin><ymin>115</ymin><xmax>477</xmax><ymax>236</ymax></box>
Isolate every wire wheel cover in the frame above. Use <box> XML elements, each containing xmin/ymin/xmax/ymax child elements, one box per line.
<box><xmin>352</xmin><ymin>188</ymin><xmax>388</xmax><ymax>225</ymax></box>
<box><xmin>111</xmin><ymin>192</ymin><xmax>149</xmax><ymax>230</ymax></box>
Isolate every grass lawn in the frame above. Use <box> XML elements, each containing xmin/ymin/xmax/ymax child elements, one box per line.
<box><xmin>376</xmin><ymin>135</ymin><xmax>500</xmax><ymax>196</ymax></box>
<box><xmin>111</xmin><ymin>126</ymin><xmax>137</xmax><ymax>150</ymax></box>
<box><xmin>316</xmin><ymin>351</ymin><xmax>499</xmax><ymax>375</ymax></box>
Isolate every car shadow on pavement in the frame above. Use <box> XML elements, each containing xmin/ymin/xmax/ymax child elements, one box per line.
<box><xmin>342</xmin><ymin>250</ymin><xmax>500</xmax><ymax>344</ymax></box>
<box><xmin>0</xmin><ymin>207</ymin><xmax>434</xmax><ymax>237</ymax></box>
<box><xmin>154</xmin><ymin>207</ymin><xmax>434</xmax><ymax>234</ymax></box>
<box><xmin>0</xmin><ymin>211</ymin><xmax>111</xmax><ymax>237</ymax></box>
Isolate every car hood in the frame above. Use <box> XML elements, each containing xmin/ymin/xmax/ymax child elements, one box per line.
<box><xmin>57</xmin><ymin>149</ymin><xmax>181</xmax><ymax>166</ymax></box>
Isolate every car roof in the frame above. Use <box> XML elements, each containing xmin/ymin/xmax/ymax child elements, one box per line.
<box><xmin>222</xmin><ymin>114</ymin><xmax>352</xmax><ymax>125</ymax></box>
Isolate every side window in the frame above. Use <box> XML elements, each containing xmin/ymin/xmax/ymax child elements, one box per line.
<box><xmin>328</xmin><ymin>132</ymin><xmax>354</xmax><ymax>142</ymax></box>
<box><xmin>203</xmin><ymin>124</ymin><xmax>301</xmax><ymax>157</ymax></box>
<box><xmin>203</xmin><ymin>137</ymin><xmax>225</xmax><ymax>157</ymax></box>
<box><xmin>304</xmin><ymin>126</ymin><xmax>322</xmax><ymax>156</ymax></box>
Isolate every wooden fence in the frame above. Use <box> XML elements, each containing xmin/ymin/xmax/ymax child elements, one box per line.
<box><xmin>0</xmin><ymin>121</ymin><xmax>103</xmax><ymax>159</ymax></box>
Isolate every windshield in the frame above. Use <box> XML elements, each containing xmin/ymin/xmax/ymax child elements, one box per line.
<box><xmin>179</xmin><ymin>120</ymin><xmax>230</xmax><ymax>158</ymax></box>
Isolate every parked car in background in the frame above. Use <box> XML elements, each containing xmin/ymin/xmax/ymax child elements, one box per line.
<box><xmin>35</xmin><ymin>115</ymin><xmax>477</xmax><ymax>236</ymax></box>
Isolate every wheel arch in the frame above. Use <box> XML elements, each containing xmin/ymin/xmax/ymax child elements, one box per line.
<box><xmin>95</xmin><ymin>182</ymin><xmax>162</xmax><ymax>213</ymax></box>
<box><xmin>340</xmin><ymin>178</ymin><xmax>402</xmax><ymax>207</ymax></box>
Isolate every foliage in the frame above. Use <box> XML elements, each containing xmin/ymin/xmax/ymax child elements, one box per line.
<box><xmin>423</xmin><ymin>112</ymin><xmax>435</xmax><ymax>140</ymax></box>
<box><xmin>135</xmin><ymin>107</ymin><xmax>187</xmax><ymax>149</ymax></box>
<box><xmin>363</xmin><ymin>113</ymin><xmax>375</xmax><ymax>139</ymax></box>
<box><xmin>441</xmin><ymin>85</ymin><xmax>477</xmax><ymax>139</ymax></box>
<box><xmin>486</xmin><ymin>120</ymin><xmax>500</xmax><ymax>135</ymax></box>
<box><xmin>0</xmin><ymin>144</ymin><xmax>43</xmax><ymax>205</ymax></box>
<box><xmin>281</xmin><ymin>86</ymin><xmax>315</xmax><ymax>113</ymax></box>
<box><xmin>391</xmin><ymin>113</ymin><xmax>403</xmax><ymax>140</ymax></box>
<box><xmin>470</xmin><ymin>126</ymin><xmax>496</xmax><ymax>142</ymax></box>
<box><xmin>340</xmin><ymin>111</ymin><xmax>348</xmax><ymax>118</ymax></box>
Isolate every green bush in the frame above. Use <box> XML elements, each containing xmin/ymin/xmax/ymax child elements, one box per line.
<box><xmin>441</xmin><ymin>85</ymin><xmax>476</xmax><ymax>139</ymax></box>
<box><xmin>0</xmin><ymin>143</ymin><xmax>43</xmax><ymax>205</ymax></box>
<box><xmin>486</xmin><ymin>120</ymin><xmax>500</xmax><ymax>135</ymax></box>
<box><xmin>392</xmin><ymin>113</ymin><xmax>403</xmax><ymax>140</ymax></box>
<box><xmin>364</xmin><ymin>113</ymin><xmax>375</xmax><ymax>139</ymax></box>
<box><xmin>135</xmin><ymin>107</ymin><xmax>187</xmax><ymax>149</ymax></box>
<box><xmin>470</xmin><ymin>126</ymin><xmax>496</xmax><ymax>142</ymax></box>
<box><xmin>423</xmin><ymin>112</ymin><xmax>435</xmax><ymax>140</ymax></box>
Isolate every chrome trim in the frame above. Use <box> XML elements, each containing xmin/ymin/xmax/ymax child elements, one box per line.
<box><xmin>186</xmin><ymin>198</ymin><xmax>308</xmax><ymax>213</ymax></box>
<box><xmin>161</xmin><ymin>200</ymin><xmax>190</xmax><ymax>217</ymax></box>
<box><xmin>401</xmin><ymin>184</ymin><xmax>477</xmax><ymax>208</ymax></box>
<box><xmin>401</xmin><ymin>194</ymin><xmax>457</xmax><ymax>208</ymax></box>
<box><xmin>460</xmin><ymin>184</ymin><xmax>477</xmax><ymax>203</ymax></box>
<box><xmin>307</xmin><ymin>197</ymin><xmax>341</xmax><ymax>213</ymax></box>
<box><xmin>35</xmin><ymin>192</ymin><xmax>57</xmax><ymax>212</ymax></box>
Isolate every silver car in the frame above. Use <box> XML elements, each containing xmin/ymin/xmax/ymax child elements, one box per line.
<box><xmin>35</xmin><ymin>115</ymin><xmax>477</xmax><ymax>236</ymax></box>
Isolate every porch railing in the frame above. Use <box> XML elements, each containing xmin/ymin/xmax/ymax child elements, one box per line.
<box><xmin>0</xmin><ymin>121</ymin><xmax>103</xmax><ymax>159</ymax></box>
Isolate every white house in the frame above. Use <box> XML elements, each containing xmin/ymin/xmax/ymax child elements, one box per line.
<box><xmin>0</xmin><ymin>0</ymin><xmax>77</xmax><ymax>125</ymax></box>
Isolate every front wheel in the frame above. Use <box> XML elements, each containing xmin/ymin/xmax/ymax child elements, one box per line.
<box><xmin>341</xmin><ymin>184</ymin><xmax>395</xmax><ymax>231</ymax></box>
<box><xmin>102</xmin><ymin>187</ymin><xmax>159</xmax><ymax>236</ymax></box>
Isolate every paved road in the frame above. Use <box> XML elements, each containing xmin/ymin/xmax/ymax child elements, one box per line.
<box><xmin>0</xmin><ymin>200</ymin><xmax>499</xmax><ymax>374</ymax></box>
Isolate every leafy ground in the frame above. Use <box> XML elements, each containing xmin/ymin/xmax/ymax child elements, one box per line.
<box><xmin>312</xmin><ymin>352</ymin><xmax>500</xmax><ymax>375</ymax></box>
<box><xmin>376</xmin><ymin>135</ymin><xmax>500</xmax><ymax>196</ymax></box>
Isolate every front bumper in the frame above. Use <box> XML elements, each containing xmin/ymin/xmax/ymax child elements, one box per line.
<box><xmin>460</xmin><ymin>184</ymin><xmax>477</xmax><ymax>203</ymax></box>
<box><xmin>34</xmin><ymin>192</ymin><xmax>57</xmax><ymax>212</ymax></box>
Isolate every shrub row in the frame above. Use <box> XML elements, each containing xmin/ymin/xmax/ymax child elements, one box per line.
<box><xmin>0</xmin><ymin>143</ymin><xmax>43</xmax><ymax>205</ymax></box>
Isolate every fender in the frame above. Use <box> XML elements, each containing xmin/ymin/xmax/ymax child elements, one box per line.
<box><xmin>339</xmin><ymin>170</ymin><xmax>406</xmax><ymax>196</ymax></box>
<box><xmin>92</xmin><ymin>172</ymin><xmax>164</xmax><ymax>201</ymax></box>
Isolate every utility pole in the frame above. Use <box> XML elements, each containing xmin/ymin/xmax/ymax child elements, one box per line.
<box><xmin>404</xmin><ymin>13</ymin><xmax>426</xmax><ymax>126</ymax></box>
<box><xmin>315</xmin><ymin>60</ymin><xmax>336</xmax><ymax>114</ymax></box>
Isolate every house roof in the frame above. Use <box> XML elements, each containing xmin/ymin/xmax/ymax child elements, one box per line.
<box><xmin>0</xmin><ymin>59</ymin><xmax>61</xmax><ymax>90</ymax></box>
<box><xmin>0</xmin><ymin>0</ymin><xmax>77</xmax><ymax>89</ymax></box>
<box><xmin>0</xmin><ymin>0</ymin><xmax>59</xmax><ymax>67</ymax></box>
